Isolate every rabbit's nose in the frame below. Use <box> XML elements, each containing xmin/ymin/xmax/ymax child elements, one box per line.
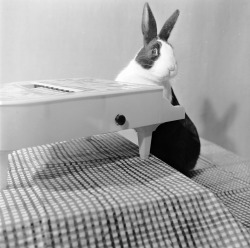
<box><xmin>169</xmin><ymin>61</ymin><xmax>177</xmax><ymax>71</ymax></box>
<box><xmin>169</xmin><ymin>64</ymin><xmax>175</xmax><ymax>71</ymax></box>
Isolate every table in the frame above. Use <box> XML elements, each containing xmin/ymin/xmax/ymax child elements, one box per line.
<box><xmin>1</xmin><ymin>133</ymin><xmax>250</xmax><ymax>247</ymax></box>
<box><xmin>0</xmin><ymin>78</ymin><xmax>184</xmax><ymax>189</ymax></box>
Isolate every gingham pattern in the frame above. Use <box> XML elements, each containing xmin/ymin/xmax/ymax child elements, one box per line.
<box><xmin>189</xmin><ymin>138</ymin><xmax>250</xmax><ymax>231</ymax></box>
<box><xmin>1</xmin><ymin>134</ymin><xmax>250</xmax><ymax>248</ymax></box>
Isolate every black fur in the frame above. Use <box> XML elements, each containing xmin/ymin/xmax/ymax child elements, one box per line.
<box><xmin>159</xmin><ymin>10</ymin><xmax>180</xmax><ymax>42</ymax></box>
<box><xmin>135</xmin><ymin>39</ymin><xmax>162</xmax><ymax>69</ymax></box>
<box><xmin>150</xmin><ymin>89</ymin><xmax>201</xmax><ymax>174</ymax></box>
<box><xmin>142</xmin><ymin>3</ymin><xmax>157</xmax><ymax>46</ymax></box>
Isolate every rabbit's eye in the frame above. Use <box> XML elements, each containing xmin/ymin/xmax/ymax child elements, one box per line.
<box><xmin>152</xmin><ymin>48</ymin><xmax>158</xmax><ymax>57</ymax></box>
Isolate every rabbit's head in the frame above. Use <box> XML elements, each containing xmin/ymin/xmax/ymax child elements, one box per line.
<box><xmin>135</xmin><ymin>3</ymin><xmax>179</xmax><ymax>81</ymax></box>
<box><xmin>116</xmin><ymin>3</ymin><xmax>180</xmax><ymax>100</ymax></box>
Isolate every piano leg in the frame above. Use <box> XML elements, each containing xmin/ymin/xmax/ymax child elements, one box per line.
<box><xmin>135</xmin><ymin>124</ymin><xmax>159</xmax><ymax>160</ymax></box>
<box><xmin>0</xmin><ymin>150</ymin><xmax>11</xmax><ymax>190</ymax></box>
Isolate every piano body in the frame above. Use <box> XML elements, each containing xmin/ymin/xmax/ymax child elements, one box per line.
<box><xmin>0</xmin><ymin>78</ymin><xmax>185</xmax><ymax>189</ymax></box>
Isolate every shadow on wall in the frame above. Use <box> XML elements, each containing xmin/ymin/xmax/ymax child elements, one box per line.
<box><xmin>201</xmin><ymin>99</ymin><xmax>238</xmax><ymax>153</ymax></box>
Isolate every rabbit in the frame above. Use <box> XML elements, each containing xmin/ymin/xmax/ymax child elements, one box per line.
<box><xmin>116</xmin><ymin>2</ymin><xmax>179</xmax><ymax>101</ymax></box>
<box><xmin>115</xmin><ymin>2</ymin><xmax>200</xmax><ymax>174</ymax></box>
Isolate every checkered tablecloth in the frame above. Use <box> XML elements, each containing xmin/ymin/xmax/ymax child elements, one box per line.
<box><xmin>1</xmin><ymin>133</ymin><xmax>250</xmax><ymax>248</ymax></box>
<box><xmin>188</xmin><ymin>138</ymin><xmax>250</xmax><ymax>232</ymax></box>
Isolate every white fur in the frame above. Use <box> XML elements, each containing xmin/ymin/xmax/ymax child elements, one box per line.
<box><xmin>115</xmin><ymin>40</ymin><xmax>177</xmax><ymax>101</ymax></box>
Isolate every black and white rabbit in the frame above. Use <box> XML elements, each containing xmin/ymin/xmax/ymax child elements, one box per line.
<box><xmin>115</xmin><ymin>3</ymin><xmax>200</xmax><ymax>174</ymax></box>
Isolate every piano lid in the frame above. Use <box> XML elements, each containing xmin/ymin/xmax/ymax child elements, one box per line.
<box><xmin>0</xmin><ymin>78</ymin><xmax>162</xmax><ymax>105</ymax></box>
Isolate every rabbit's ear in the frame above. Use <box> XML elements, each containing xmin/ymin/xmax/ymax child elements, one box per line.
<box><xmin>159</xmin><ymin>10</ymin><xmax>179</xmax><ymax>42</ymax></box>
<box><xmin>142</xmin><ymin>3</ymin><xmax>157</xmax><ymax>46</ymax></box>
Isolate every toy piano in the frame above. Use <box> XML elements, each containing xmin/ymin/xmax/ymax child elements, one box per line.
<box><xmin>0</xmin><ymin>78</ymin><xmax>185</xmax><ymax>189</ymax></box>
